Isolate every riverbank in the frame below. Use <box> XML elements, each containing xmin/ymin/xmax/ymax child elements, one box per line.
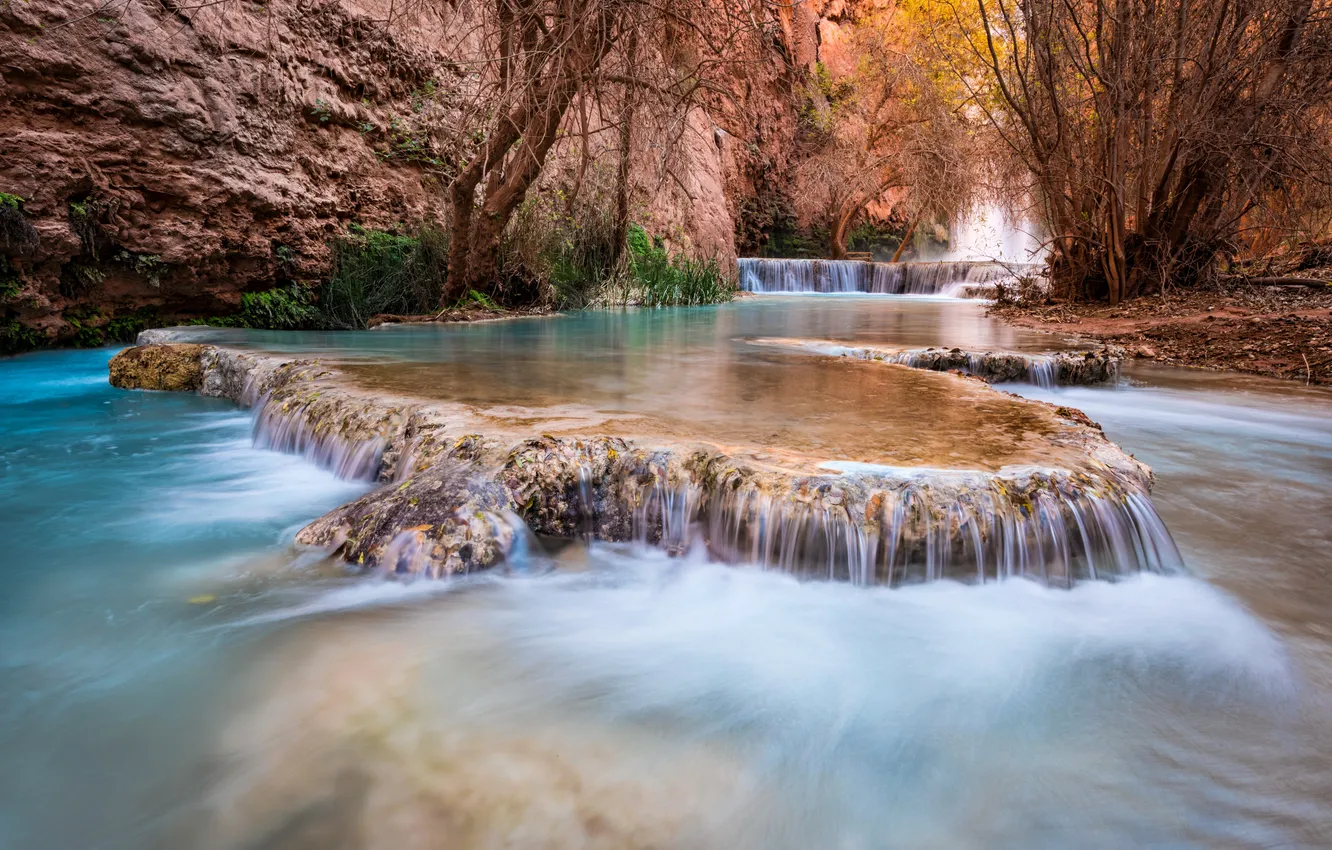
<box><xmin>365</xmin><ymin>306</ymin><xmax>555</xmax><ymax>327</ymax></box>
<box><xmin>989</xmin><ymin>279</ymin><xmax>1332</xmax><ymax>385</ymax></box>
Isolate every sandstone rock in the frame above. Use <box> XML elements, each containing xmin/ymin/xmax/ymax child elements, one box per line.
<box><xmin>108</xmin><ymin>343</ymin><xmax>206</xmax><ymax>391</ymax></box>
<box><xmin>0</xmin><ymin>0</ymin><xmax>813</xmax><ymax>342</ymax></box>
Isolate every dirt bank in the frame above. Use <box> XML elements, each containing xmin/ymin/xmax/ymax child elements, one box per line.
<box><xmin>990</xmin><ymin>280</ymin><xmax>1332</xmax><ymax>385</ymax></box>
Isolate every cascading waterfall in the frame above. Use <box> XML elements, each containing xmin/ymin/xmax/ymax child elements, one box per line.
<box><xmin>886</xmin><ymin>349</ymin><xmax>1059</xmax><ymax>388</ymax></box>
<box><xmin>748</xmin><ymin>339</ymin><xmax>1121</xmax><ymax>387</ymax></box>
<box><xmin>245</xmin><ymin>386</ymin><xmax>1176</xmax><ymax>587</ymax></box>
<box><xmin>197</xmin><ymin>335</ymin><xmax>1168</xmax><ymax>589</ymax></box>
<box><xmin>737</xmin><ymin>258</ymin><xmax>1037</xmax><ymax>295</ymax></box>
<box><xmin>603</xmin><ymin>467</ymin><xmax>1181</xmax><ymax>587</ymax></box>
<box><xmin>250</xmin><ymin>395</ymin><xmax>387</xmax><ymax>482</ymax></box>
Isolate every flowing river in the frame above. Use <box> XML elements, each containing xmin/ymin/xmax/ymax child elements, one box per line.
<box><xmin>1</xmin><ymin>296</ymin><xmax>1330</xmax><ymax>848</ymax></box>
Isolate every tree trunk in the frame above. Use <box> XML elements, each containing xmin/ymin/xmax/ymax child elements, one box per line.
<box><xmin>442</xmin><ymin>5</ymin><xmax>619</xmax><ymax>306</ymax></box>
<box><xmin>612</xmin><ymin>29</ymin><xmax>639</xmax><ymax>265</ymax></box>
<box><xmin>829</xmin><ymin>205</ymin><xmax>859</xmax><ymax>260</ymax></box>
<box><xmin>565</xmin><ymin>94</ymin><xmax>592</xmax><ymax>217</ymax></box>
<box><xmin>890</xmin><ymin>217</ymin><xmax>918</xmax><ymax>262</ymax></box>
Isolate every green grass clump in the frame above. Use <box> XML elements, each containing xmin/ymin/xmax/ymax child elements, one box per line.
<box><xmin>500</xmin><ymin>193</ymin><xmax>733</xmax><ymax>309</ymax></box>
<box><xmin>320</xmin><ymin>225</ymin><xmax>447</xmax><ymax>328</ymax></box>
<box><xmin>543</xmin><ymin>208</ymin><xmax>620</xmax><ymax>309</ymax></box>
<box><xmin>625</xmin><ymin>225</ymin><xmax>732</xmax><ymax>307</ymax></box>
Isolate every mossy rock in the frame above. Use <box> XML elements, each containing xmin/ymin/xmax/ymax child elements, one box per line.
<box><xmin>109</xmin><ymin>343</ymin><xmax>207</xmax><ymax>391</ymax></box>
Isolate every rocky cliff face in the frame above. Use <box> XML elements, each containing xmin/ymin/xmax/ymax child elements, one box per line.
<box><xmin>0</xmin><ymin>0</ymin><xmax>821</xmax><ymax>348</ymax></box>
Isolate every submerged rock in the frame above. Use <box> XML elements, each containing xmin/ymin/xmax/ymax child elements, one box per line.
<box><xmin>749</xmin><ymin>338</ymin><xmax>1122</xmax><ymax>386</ymax></box>
<box><xmin>108</xmin><ymin>343</ymin><xmax>206</xmax><ymax>391</ymax></box>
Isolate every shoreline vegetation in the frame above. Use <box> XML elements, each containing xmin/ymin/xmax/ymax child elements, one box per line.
<box><xmin>1</xmin><ymin>221</ymin><xmax>735</xmax><ymax>353</ymax></box>
<box><xmin>204</xmin><ymin>221</ymin><xmax>734</xmax><ymax>331</ymax></box>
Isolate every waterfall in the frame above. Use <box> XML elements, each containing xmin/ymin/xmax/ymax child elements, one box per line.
<box><xmin>737</xmin><ymin>258</ymin><xmax>1035</xmax><ymax>296</ymax></box>
<box><xmin>588</xmin><ymin>462</ymin><xmax>1181</xmax><ymax>587</ymax></box>
<box><xmin>942</xmin><ymin>204</ymin><xmax>1046</xmax><ymax>263</ymax></box>
<box><xmin>251</xmin><ymin>395</ymin><xmax>387</xmax><ymax>482</ymax></box>
<box><xmin>168</xmin><ymin>342</ymin><xmax>1173</xmax><ymax>588</ymax></box>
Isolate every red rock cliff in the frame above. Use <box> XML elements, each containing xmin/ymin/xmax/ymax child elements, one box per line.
<box><xmin>0</xmin><ymin>0</ymin><xmax>829</xmax><ymax>346</ymax></box>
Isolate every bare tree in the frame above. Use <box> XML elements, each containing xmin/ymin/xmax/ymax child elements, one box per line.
<box><xmin>441</xmin><ymin>0</ymin><xmax>774</xmax><ymax>304</ymax></box>
<box><xmin>932</xmin><ymin>0</ymin><xmax>1332</xmax><ymax>302</ymax></box>
<box><xmin>791</xmin><ymin>12</ymin><xmax>977</xmax><ymax>259</ymax></box>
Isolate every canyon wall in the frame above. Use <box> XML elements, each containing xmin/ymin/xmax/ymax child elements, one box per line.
<box><xmin>0</xmin><ymin>0</ymin><xmax>835</xmax><ymax>348</ymax></box>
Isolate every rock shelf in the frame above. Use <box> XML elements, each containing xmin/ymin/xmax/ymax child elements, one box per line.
<box><xmin>108</xmin><ymin>339</ymin><xmax>1180</xmax><ymax>585</ymax></box>
<box><xmin>749</xmin><ymin>338</ymin><xmax>1123</xmax><ymax>386</ymax></box>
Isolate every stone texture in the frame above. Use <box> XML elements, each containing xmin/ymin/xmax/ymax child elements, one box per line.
<box><xmin>108</xmin><ymin>343</ymin><xmax>205</xmax><ymax>391</ymax></box>
<box><xmin>296</xmin><ymin>461</ymin><xmax>520</xmax><ymax>577</ymax></box>
<box><xmin>750</xmin><ymin>338</ymin><xmax>1125</xmax><ymax>385</ymax></box>
<box><xmin>106</xmin><ymin>340</ymin><xmax>1179</xmax><ymax>584</ymax></box>
<box><xmin>0</xmin><ymin>0</ymin><xmax>821</xmax><ymax>344</ymax></box>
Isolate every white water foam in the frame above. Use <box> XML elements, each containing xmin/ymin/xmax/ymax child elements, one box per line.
<box><xmin>204</xmin><ymin>543</ymin><xmax>1295</xmax><ymax>849</ymax></box>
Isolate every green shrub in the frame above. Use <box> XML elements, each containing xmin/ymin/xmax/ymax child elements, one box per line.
<box><xmin>105</xmin><ymin>308</ymin><xmax>160</xmax><ymax>342</ymax></box>
<box><xmin>625</xmin><ymin>225</ymin><xmax>733</xmax><ymax>308</ymax></box>
<box><xmin>456</xmin><ymin>288</ymin><xmax>499</xmax><ymax>310</ymax></box>
<box><xmin>503</xmin><ymin>194</ymin><xmax>620</xmax><ymax>309</ymax></box>
<box><xmin>498</xmin><ymin>191</ymin><xmax>731</xmax><ymax>309</ymax></box>
<box><xmin>1</xmin><ymin>318</ymin><xmax>43</xmax><ymax>354</ymax></box>
<box><xmin>237</xmin><ymin>284</ymin><xmax>320</xmax><ymax>330</ymax></box>
<box><xmin>320</xmin><ymin>224</ymin><xmax>448</xmax><ymax>328</ymax></box>
<box><xmin>64</xmin><ymin>307</ymin><xmax>106</xmax><ymax>347</ymax></box>
<box><xmin>0</xmin><ymin>258</ymin><xmax>22</xmax><ymax>301</ymax></box>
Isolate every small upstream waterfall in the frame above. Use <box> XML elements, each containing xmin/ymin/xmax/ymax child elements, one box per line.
<box><xmin>888</xmin><ymin>349</ymin><xmax>1059</xmax><ymax>388</ymax></box>
<box><xmin>738</xmin><ymin>258</ymin><xmax>1033</xmax><ymax>295</ymax></box>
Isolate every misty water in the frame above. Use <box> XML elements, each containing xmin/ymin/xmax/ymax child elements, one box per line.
<box><xmin>2</xmin><ymin>297</ymin><xmax>1330</xmax><ymax>848</ymax></box>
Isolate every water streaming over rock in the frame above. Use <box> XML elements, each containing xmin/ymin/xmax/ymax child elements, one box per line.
<box><xmin>737</xmin><ymin>258</ymin><xmax>1035</xmax><ymax>295</ymax></box>
<box><xmin>220</xmin><ymin>340</ymin><xmax>1171</xmax><ymax>587</ymax></box>
<box><xmin>9</xmin><ymin>307</ymin><xmax>1327</xmax><ymax>849</ymax></box>
<box><xmin>750</xmin><ymin>339</ymin><xmax>1121</xmax><ymax>387</ymax></box>
<box><xmin>244</xmin><ymin>379</ymin><xmax>1177</xmax><ymax>586</ymax></box>
<box><xmin>841</xmin><ymin>346</ymin><xmax>1106</xmax><ymax>387</ymax></box>
<box><xmin>618</xmin><ymin>467</ymin><xmax>1181</xmax><ymax>586</ymax></box>
<box><xmin>251</xmin><ymin>395</ymin><xmax>387</xmax><ymax>482</ymax></box>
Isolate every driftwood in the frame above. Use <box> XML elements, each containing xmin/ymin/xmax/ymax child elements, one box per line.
<box><xmin>1223</xmin><ymin>275</ymin><xmax>1330</xmax><ymax>288</ymax></box>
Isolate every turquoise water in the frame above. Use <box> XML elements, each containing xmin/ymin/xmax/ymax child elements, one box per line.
<box><xmin>2</xmin><ymin>300</ymin><xmax>1330</xmax><ymax>848</ymax></box>
<box><xmin>0</xmin><ymin>347</ymin><xmax>367</xmax><ymax>848</ymax></box>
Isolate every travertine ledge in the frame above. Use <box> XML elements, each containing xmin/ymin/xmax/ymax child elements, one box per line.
<box><xmin>749</xmin><ymin>338</ymin><xmax>1123</xmax><ymax>386</ymax></box>
<box><xmin>108</xmin><ymin>341</ymin><xmax>1179</xmax><ymax>585</ymax></box>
